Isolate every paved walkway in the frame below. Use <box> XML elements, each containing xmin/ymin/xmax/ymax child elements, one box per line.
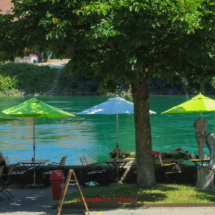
<box><xmin>38</xmin><ymin>59</ymin><xmax>70</xmax><ymax>69</ymax></box>
<box><xmin>1</xmin><ymin>186</ymin><xmax>215</xmax><ymax>215</ymax></box>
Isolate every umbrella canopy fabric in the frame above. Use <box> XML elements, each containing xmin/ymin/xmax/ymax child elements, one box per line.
<box><xmin>78</xmin><ymin>96</ymin><xmax>156</xmax><ymax>115</ymax></box>
<box><xmin>3</xmin><ymin>98</ymin><xmax>74</xmax><ymax>186</ymax></box>
<box><xmin>0</xmin><ymin>111</ymin><xmax>17</xmax><ymax>121</ymax></box>
<box><xmin>78</xmin><ymin>95</ymin><xmax>156</xmax><ymax>161</ymax></box>
<box><xmin>162</xmin><ymin>94</ymin><xmax>215</xmax><ymax>114</ymax></box>
<box><xmin>3</xmin><ymin>98</ymin><xmax>74</xmax><ymax>118</ymax></box>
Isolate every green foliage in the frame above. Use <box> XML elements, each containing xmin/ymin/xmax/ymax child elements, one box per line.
<box><xmin>109</xmin><ymin>149</ymin><xmax>136</xmax><ymax>159</ymax></box>
<box><xmin>57</xmin><ymin>66</ymin><xmax>99</xmax><ymax>94</ymax></box>
<box><xmin>210</xmin><ymin>77</ymin><xmax>215</xmax><ymax>89</ymax></box>
<box><xmin>1</xmin><ymin>0</ymin><xmax>215</xmax><ymax>92</ymax></box>
<box><xmin>0</xmin><ymin>63</ymin><xmax>57</xmax><ymax>95</ymax></box>
<box><xmin>160</xmin><ymin>148</ymin><xmax>189</xmax><ymax>160</ymax></box>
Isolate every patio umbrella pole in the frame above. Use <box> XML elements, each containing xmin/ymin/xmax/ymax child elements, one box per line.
<box><xmin>32</xmin><ymin>116</ymin><xmax>36</xmax><ymax>187</ymax></box>
<box><xmin>116</xmin><ymin>114</ymin><xmax>119</xmax><ymax>161</ymax></box>
<box><xmin>116</xmin><ymin>114</ymin><xmax>119</xmax><ymax>182</ymax></box>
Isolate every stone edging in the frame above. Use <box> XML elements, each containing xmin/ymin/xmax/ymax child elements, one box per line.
<box><xmin>53</xmin><ymin>203</ymin><xmax>215</xmax><ymax>209</ymax></box>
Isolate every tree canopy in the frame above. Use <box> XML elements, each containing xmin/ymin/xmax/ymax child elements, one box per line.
<box><xmin>1</xmin><ymin>0</ymin><xmax>215</xmax><ymax>186</ymax></box>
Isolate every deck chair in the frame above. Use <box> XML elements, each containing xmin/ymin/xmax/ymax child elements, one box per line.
<box><xmin>42</xmin><ymin>156</ymin><xmax>67</xmax><ymax>187</ymax></box>
<box><xmin>158</xmin><ymin>156</ymin><xmax>181</xmax><ymax>183</ymax></box>
<box><xmin>3</xmin><ymin>156</ymin><xmax>10</xmax><ymax>166</ymax></box>
<box><xmin>0</xmin><ymin>167</ymin><xmax>4</xmax><ymax>201</ymax></box>
<box><xmin>0</xmin><ymin>164</ymin><xmax>15</xmax><ymax>200</ymax></box>
<box><xmin>79</xmin><ymin>156</ymin><xmax>106</xmax><ymax>188</ymax></box>
<box><xmin>82</xmin><ymin>156</ymin><xmax>104</xmax><ymax>171</ymax></box>
<box><xmin>48</xmin><ymin>156</ymin><xmax>67</xmax><ymax>169</ymax></box>
<box><xmin>3</xmin><ymin>156</ymin><xmax>27</xmax><ymax>188</ymax></box>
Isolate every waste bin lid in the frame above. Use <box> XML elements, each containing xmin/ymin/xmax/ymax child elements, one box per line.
<box><xmin>50</xmin><ymin>170</ymin><xmax>65</xmax><ymax>181</ymax></box>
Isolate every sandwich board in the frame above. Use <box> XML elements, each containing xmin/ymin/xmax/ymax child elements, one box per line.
<box><xmin>57</xmin><ymin>169</ymin><xmax>90</xmax><ymax>215</ymax></box>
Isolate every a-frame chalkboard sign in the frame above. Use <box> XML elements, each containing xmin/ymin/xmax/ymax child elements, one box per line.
<box><xmin>57</xmin><ymin>169</ymin><xmax>90</xmax><ymax>215</ymax></box>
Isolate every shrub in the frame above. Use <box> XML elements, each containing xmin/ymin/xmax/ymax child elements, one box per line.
<box><xmin>0</xmin><ymin>63</ymin><xmax>57</xmax><ymax>95</ymax></box>
<box><xmin>57</xmin><ymin>66</ymin><xmax>99</xmax><ymax>94</ymax></box>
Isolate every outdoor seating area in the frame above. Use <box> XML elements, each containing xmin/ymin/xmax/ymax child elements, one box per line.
<box><xmin>1</xmin><ymin>93</ymin><xmax>215</xmax><ymax>215</ymax></box>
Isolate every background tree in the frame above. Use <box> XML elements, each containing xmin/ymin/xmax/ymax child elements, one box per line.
<box><xmin>1</xmin><ymin>0</ymin><xmax>215</xmax><ymax>186</ymax></box>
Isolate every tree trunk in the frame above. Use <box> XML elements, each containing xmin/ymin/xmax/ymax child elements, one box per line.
<box><xmin>131</xmin><ymin>69</ymin><xmax>156</xmax><ymax>187</ymax></box>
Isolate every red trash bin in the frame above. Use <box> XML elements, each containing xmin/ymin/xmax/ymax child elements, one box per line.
<box><xmin>50</xmin><ymin>170</ymin><xmax>65</xmax><ymax>200</ymax></box>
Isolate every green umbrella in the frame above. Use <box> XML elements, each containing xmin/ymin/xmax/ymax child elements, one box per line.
<box><xmin>0</xmin><ymin>111</ymin><xmax>17</xmax><ymax>121</ymax></box>
<box><xmin>161</xmin><ymin>94</ymin><xmax>215</xmax><ymax>115</ymax></box>
<box><xmin>3</xmin><ymin>98</ymin><xmax>75</xmax><ymax>161</ymax></box>
<box><xmin>3</xmin><ymin>98</ymin><xmax>75</xmax><ymax>187</ymax></box>
<box><xmin>161</xmin><ymin>93</ymin><xmax>215</xmax><ymax>161</ymax></box>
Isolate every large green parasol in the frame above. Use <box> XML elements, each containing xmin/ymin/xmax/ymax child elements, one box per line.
<box><xmin>3</xmin><ymin>98</ymin><xmax>75</xmax><ymax>159</ymax></box>
<box><xmin>0</xmin><ymin>111</ymin><xmax>17</xmax><ymax>121</ymax></box>
<box><xmin>3</xmin><ymin>98</ymin><xmax>75</xmax><ymax>186</ymax></box>
<box><xmin>161</xmin><ymin>93</ymin><xmax>215</xmax><ymax>162</ymax></box>
<box><xmin>161</xmin><ymin>94</ymin><xmax>215</xmax><ymax>115</ymax></box>
<box><xmin>3</xmin><ymin>98</ymin><xmax>74</xmax><ymax>118</ymax></box>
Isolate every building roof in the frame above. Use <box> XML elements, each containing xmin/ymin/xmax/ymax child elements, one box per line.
<box><xmin>0</xmin><ymin>0</ymin><xmax>13</xmax><ymax>15</ymax></box>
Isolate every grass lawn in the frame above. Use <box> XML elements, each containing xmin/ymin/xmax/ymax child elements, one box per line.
<box><xmin>64</xmin><ymin>184</ymin><xmax>215</xmax><ymax>204</ymax></box>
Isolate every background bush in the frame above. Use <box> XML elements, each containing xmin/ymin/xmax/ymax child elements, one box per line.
<box><xmin>57</xmin><ymin>66</ymin><xmax>215</xmax><ymax>95</ymax></box>
<box><xmin>0</xmin><ymin>63</ymin><xmax>57</xmax><ymax>95</ymax></box>
<box><xmin>57</xmin><ymin>66</ymin><xmax>99</xmax><ymax>95</ymax></box>
<box><xmin>1</xmin><ymin>63</ymin><xmax>215</xmax><ymax>96</ymax></box>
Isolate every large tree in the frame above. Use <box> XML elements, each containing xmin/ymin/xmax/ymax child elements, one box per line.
<box><xmin>1</xmin><ymin>0</ymin><xmax>215</xmax><ymax>186</ymax></box>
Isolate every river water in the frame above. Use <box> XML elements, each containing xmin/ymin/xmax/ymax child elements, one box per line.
<box><xmin>0</xmin><ymin>95</ymin><xmax>215</xmax><ymax>165</ymax></box>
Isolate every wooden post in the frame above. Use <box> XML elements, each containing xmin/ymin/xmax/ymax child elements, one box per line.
<box><xmin>57</xmin><ymin>169</ymin><xmax>90</xmax><ymax>215</ymax></box>
<box><xmin>196</xmin><ymin>166</ymin><xmax>214</xmax><ymax>189</ymax></box>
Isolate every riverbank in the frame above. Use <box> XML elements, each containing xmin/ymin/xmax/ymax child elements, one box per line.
<box><xmin>1</xmin><ymin>60</ymin><xmax>215</xmax><ymax>96</ymax></box>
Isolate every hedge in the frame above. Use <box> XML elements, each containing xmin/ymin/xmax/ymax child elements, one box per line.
<box><xmin>0</xmin><ymin>63</ymin><xmax>57</xmax><ymax>95</ymax></box>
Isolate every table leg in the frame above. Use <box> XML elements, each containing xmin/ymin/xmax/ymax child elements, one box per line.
<box><xmin>117</xmin><ymin>162</ymin><xmax>129</xmax><ymax>184</ymax></box>
<box><xmin>106</xmin><ymin>163</ymin><xmax>117</xmax><ymax>186</ymax></box>
<box><xmin>34</xmin><ymin>163</ymin><xmax>46</xmax><ymax>188</ymax></box>
<box><xmin>31</xmin><ymin>163</ymin><xmax>36</xmax><ymax>188</ymax></box>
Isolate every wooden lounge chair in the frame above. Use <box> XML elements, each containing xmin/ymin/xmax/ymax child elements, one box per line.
<box><xmin>48</xmin><ymin>156</ymin><xmax>67</xmax><ymax>169</ymax></box>
<box><xmin>82</xmin><ymin>156</ymin><xmax>105</xmax><ymax>171</ymax></box>
<box><xmin>79</xmin><ymin>156</ymin><xmax>106</xmax><ymax>188</ymax></box>
<box><xmin>3</xmin><ymin>156</ymin><xmax>27</xmax><ymax>188</ymax></box>
<box><xmin>0</xmin><ymin>165</ymin><xmax>15</xmax><ymax>200</ymax></box>
<box><xmin>0</xmin><ymin>166</ymin><xmax>4</xmax><ymax>201</ymax></box>
<box><xmin>158</xmin><ymin>155</ymin><xmax>181</xmax><ymax>183</ymax></box>
<box><xmin>42</xmin><ymin>156</ymin><xmax>67</xmax><ymax>187</ymax></box>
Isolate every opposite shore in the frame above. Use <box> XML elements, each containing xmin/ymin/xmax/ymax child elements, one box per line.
<box><xmin>1</xmin><ymin>59</ymin><xmax>215</xmax><ymax>97</ymax></box>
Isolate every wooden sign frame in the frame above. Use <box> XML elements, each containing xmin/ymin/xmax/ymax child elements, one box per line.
<box><xmin>57</xmin><ymin>169</ymin><xmax>90</xmax><ymax>215</ymax></box>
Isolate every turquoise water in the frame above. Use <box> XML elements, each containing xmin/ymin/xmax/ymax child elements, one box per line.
<box><xmin>0</xmin><ymin>95</ymin><xmax>215</xmax><ymax>165</ymax></box>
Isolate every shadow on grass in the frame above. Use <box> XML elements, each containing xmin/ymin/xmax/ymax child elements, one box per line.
<box><xmin>193</xmin><ymin>187</ymin><xmax>215</xmax><ymax>202</ymax></box>
<box><xmin>64</xmin><ymin>184</ymin><xmax>179</xmax><ymax>204</ymax></box>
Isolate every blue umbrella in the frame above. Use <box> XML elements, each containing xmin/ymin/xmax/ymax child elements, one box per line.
<box><xmin>78</xmin><ymin>95</ymin><xmax>156</xmax><ymax>160</ymax></box>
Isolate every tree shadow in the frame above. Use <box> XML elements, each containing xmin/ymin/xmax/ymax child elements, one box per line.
<box><xmin>192</xmin><ymin>187</ymin><xmax>215</xmax><ymax>202</ymax></box>
<box><xmin>65</xmin><ymin>184</ymin><xmax>179</xmax><ymax>204</ymax></box>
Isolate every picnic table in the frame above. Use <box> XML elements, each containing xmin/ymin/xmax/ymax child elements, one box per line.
<box><xmin>105</xmin><ymin>158</ymin><xmax>133</xmax><ymax>184</ymax></box>
<box><xmin>18</xmin><ymin>159</ymin><xmax>50</xmax><ymax>188</ymax></box>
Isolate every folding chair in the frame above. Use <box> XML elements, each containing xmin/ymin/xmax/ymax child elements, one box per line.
<box><xmin>79</xmin><ymin>156</ymin><xmax>106</xmax><ymax>188</ymax></box>
<box><xmin>48</xmin><ymin>156</ymin><xmax>67</xmax><ymax>169</ymax></box>
<box><xmin>3</xmin><ymin>156</ymin><xmax>27</xmax><ymax>188</ymax></box>
<box><xmin>82</xmin><ymin>156</ymin><xmax>104</xmax><ymax>171</ymax></box>
<box><xmin>0</xmin><ymin>165</ymin><xmax>15</xmax><ymax>200</ymax></box>
<box><xmin>158</xmin><ymin>156</ymin><xmax>181</xmax><ymax>183</ymax></box>
<box><xmin>42</xmin><ymin>156</ymin><xmax>67</xmax><ymax>187</ymax></box>
<box><xmin>0</xmin><ymin>167</ymin><xmax>4</xmax><ymax>201</ymax></box>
